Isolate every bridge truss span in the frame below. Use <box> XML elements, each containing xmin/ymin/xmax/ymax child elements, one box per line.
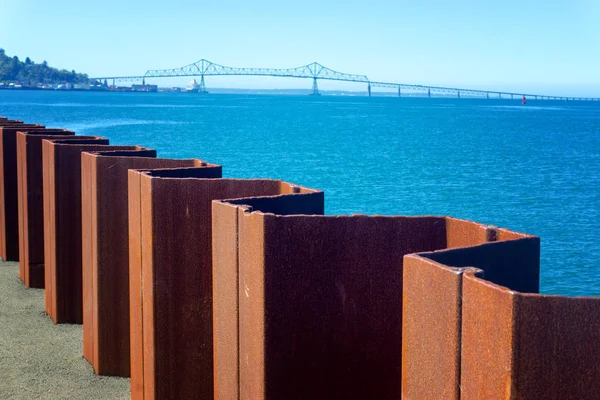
<box><xmin>92</xmin><ymin>59</ymin><xmax>599</xmax><ymax>101</ymax></box>
<box><xmin>143</xmin><ymin>59</ymin><xmax>369</xmax><ymax>83</ymax></box>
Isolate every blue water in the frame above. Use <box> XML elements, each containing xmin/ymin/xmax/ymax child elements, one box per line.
<box><xmin>1</xmin><ymin>90</ymin><xmax>599</xmax><ymax>296</ymax></box>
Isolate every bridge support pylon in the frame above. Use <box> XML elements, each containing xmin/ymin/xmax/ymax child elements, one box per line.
<box><xmin>398</xmin><ymin>87</ymin><xmax>401</xmax><ymax>97</ymax></box>
<box><xmin>428</xmin><ymin>88</ymin><xmax>431</xmax><ymax>98</ymax></box>
<box><xmin>457</xmin><ymin>90</ymin><xmax>461</xmax><ymax>99</ymax></box>
<box><xmin>311</xmin><ymin>77</ymin><xmax>320</xmax><ymax>96</ymax></box>
<box><xmin>199</xmin><ymin>75</ymin><xmax>208</xmax><ymax>94</ymax></box>
<box><xmin>368</xmin><ymin>83</ymin><xmax>371</xmax><ymax>97</ymax></box>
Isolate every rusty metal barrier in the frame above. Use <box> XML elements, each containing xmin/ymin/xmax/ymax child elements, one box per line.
<box><xmin>403</xmin><ymin>227</ymin><xmax>599</xmax><ymax>400</ymax></box>
<box><xmin>81</xmin><ymin>151</ymin><xmax>221</xmax><ymax>378</ymax></box>
<box><xmin>16</xmin><ymin>130</ymin><xmax>79</xmax><ymax>287</ymax></box>
<box><xmin>0</xmin><ymin>124</ymin><xmax>47</xmax><ymax>262</ymax></box>
<box><xmin>128</xmin><ymin>172</ymin><xmax>316</xmax><ymax>400</ymax></box>
<box><xmin>215</xmin><ymin>197</ymin><xmax>486</xmax><ymax>400</ymax></box>
<box><xmin>42</xmin><ymin>139</ymin><xmax>143</xmax><ymax>324</ymax></box>
<box><xmin>402</xmin><ymin>227</ymin><xmax>542</xmax><ymax>399</ymax></box>
<box><xmin>460</xmin><ymin>270</ymin><xmax>600</xmax><ymax>399</ymax></box>
<box><xmin>2</xmin><ymin>113</ymin><xmax>596</xmax><ymax>400</ymax></box>
<box><xmin>212</xmin><ymin>189</ymin><xmax>328</xmax><ymax>400</ymax></box>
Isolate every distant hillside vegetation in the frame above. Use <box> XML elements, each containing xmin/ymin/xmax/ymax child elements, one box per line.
<box><xmin>0</xmin><ymin>49</ymin><xmax>88</xmax><ymax>85</ymax></box>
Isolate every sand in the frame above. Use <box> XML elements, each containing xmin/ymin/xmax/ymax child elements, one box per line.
<box><xmin>0</xmin><ymin>260</ymin><xmax>130</xmax><ymax>399</ymax></box>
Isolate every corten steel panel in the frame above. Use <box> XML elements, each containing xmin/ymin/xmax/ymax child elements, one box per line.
<box><xmin>129</xmin><ymin>166</ymin><xmax>223</xmax><ymax>400</ymax></box>
<box><xmin>216</xmin><ymin>198</ymin><xmax>505</xmax><ymax>400</ymax></box>
<box><xmin>461</xmin><ymin>273</ymin><xmax>600</xmax><ymax>399</ymax></box>
<box><xmin>0</xmin><ymin>124</ymin><xmax>45</xmax><ymax>262</ymax></box>
<box><xmin>243</xmin><ymin>215</ymin><xmax>449</xmax><ymax>400</ymax></box>
<box><xmin>445</xmin><ymin>216</ymin><xmax>497</xmax><ymax>248</ymax></box>
<box><xmin>401</xmin><ymin>255</ymin><xmax>474</xmax><ymax>400</ymax></box>
<box><xmin>422</xmin><ymin>232</ymin><xmax>540</xmax><ymax>294</ymax></box>
<box><xmin>130</xmin><ymin>172</ymin><xmax>316</xmax><ymax>400</ymax></box>
<box><xmin>42</xmin><ymin>139</ymin><xmax>142</xmax><ymax>324</ymax></box>
<box><xmin>401</xmin><ymin>230</ymin><xmax>540</xmax><ymax>400</ymax></box>
<box><xmin>211</xmin><ymin>201</ymin><xmax>240</xmax><ymax>400</ymax></box>
<box><xmin>82</xmin><ymin>148</ymin><xmax>155</xmax><ymax>377</ymax></box>
<box><xmin>460</xmin><ymin>272</ymin><xmax>516</xmax><ymax>399</ymax></box>
<box><xmin>81</xmin><ymin>152</ymin><xmax>218</xmax><ymax>378</ymax></box>
<box><xmin>212</xmin><ymin>186</ymin><xmax>324</xmax><ymax>400</ymax></box>
<box><xmin>16</xmin><ymin>129</ymin><xmax>77</xmax><ymax>288</ymax></box>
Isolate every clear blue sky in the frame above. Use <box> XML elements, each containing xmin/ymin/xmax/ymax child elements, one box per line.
<box><xmin>2</xmin><ymin>0</ymin><xmax>599</xmax><ymax>96</ymax></box>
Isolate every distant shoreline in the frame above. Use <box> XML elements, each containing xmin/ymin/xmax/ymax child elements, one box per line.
<box><xmin>0</xmin><ymin>86</ymin><xmax>104</xmax><ymax>92</ymax></box>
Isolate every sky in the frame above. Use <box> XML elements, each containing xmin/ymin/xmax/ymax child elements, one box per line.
<box><xmin>1</xmin><ymin>0</ymin><xmax>600</xmax><ymax>96</ymax></box>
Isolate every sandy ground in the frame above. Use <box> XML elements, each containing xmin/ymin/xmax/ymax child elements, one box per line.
<box><xmin>0</xmin><ymin>260</ymin><xmax>130</xmax><ymax>399</ymax></box>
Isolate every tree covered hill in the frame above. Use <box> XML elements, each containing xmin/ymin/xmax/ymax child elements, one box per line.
<box><xmin>0</xmin><ymin>49</ymin><xmax>88</xmax><ymax>86</ymax></box>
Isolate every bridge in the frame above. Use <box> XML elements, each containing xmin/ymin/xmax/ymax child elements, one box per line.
<box><xmin>93</xmin><ymin>59</ymin><xmax>599</xmax><ymax>101</ymax></box>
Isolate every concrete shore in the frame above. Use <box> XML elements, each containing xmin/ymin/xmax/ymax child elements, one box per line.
<box><xmin>0</xmin><ymin>260</ymin><xmax>129</xmax><ymax>399</ymax></box>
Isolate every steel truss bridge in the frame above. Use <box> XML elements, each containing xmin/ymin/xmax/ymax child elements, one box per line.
<box><xmin>93</xmin><ymin>59</ymin><xmax>599</xmax><ymax>101</ymax></box>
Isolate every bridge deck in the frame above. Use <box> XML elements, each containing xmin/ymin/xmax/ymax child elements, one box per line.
<box><xmin>91</xmin><ymin>59</ymin><xmax>600</xmax><ymax>101</ymax></box>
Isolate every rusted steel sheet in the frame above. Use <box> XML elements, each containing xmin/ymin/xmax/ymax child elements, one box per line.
<box><xmin>401</xmin><ymin>256</ymin><xmax>470</xmax><ymax>400</ymax></box>
<box><xmin>401</xmin><ymin>228</ymin><xmax>540</xmax><ymax>400</ymax></box>
<box><xmin>42</xmin><ymin>139</ymin><xmax>142</xmax><ymax>324</ymax></box>
<box><xmin>128</xmin><ymin>166</ymin><xmax>223</xmax><ymax>399</ymax></box>
<box><xmin>212</xmin><ymin>185</ymin><xmax>324</xmax><ymax>400</ymax></box>
<box><xmin>0</xmin><ymin>124</ymin><xmax>46</xmax><ymax>262</ymax></box>
<box><xmin>460</xmin><ymin>272</ymin><xmax>517</xmax><ymax>399</ymax></box>
<box><xmin>422</xmin><ymin>230</ymin><xmax>540</xmax><ymax>294</ymax></box>
<box><xmin>16</xmin><ymin>130</ymin><xmax>77</xmax><ymax>288</ymax></box>
<box><xmin>461</xmin><ymin>269</ymin><xmax>600</xmax><ymax>399</ymax></box>
<box><xmin>239</xmin><ymin>216</ymin><xmax>447</xmax><ymax>400</ymax></box>
<box><xmin>216</xmin><ymin>199</ymin><xmax>506</xmax><ymax>400</ymax></box>
<box><xmin>130</xmin><ymin>173</ymin><xmax>318</xmax><ymax>400</ymax></box>
<box><xmin>81</xmin><ymin>152</ymin><xmax>219</xmax><ymax>378</ymax></box>
<box><xmin>445</xmin><ymin>216</ymin><xmax>496</xmax><ymax>248</ymax></box>
<box><xmin>211</xmin><ymin>201</ymin><xmax>240</xmax><ymax>400</ymax></box>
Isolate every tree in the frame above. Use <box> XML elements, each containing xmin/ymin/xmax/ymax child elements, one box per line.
<box><xmin>0</xmin><ymin>50</ymin><xmax>89</xmax><ymax>86</ymax></box>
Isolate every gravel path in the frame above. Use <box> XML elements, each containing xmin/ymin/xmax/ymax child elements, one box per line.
<box><xmin>0</xmin><ymin>260</ymin><xmax>130</xmax><ymax>399</ymax></box>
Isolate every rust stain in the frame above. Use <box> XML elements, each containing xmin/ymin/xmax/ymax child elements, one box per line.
<box><xmin>0</xmin><ymin>124</ymin><xmax>46</xmax><ymax>262</ymax></box>
<box><xmin>133</xmin><ymin>173</ymin><xmax>316</xmax><ymax>400</ymax></box>
<box><xmin>16</xmin><ymin>129</ymin><xmax>76</xmax><ymax>287</ymax></box>
<box><xmin>42</xmin><ymin>139</ymin><xmax>140</xmax><ymax>324</ymax></box>
<box><xmin>81</xmin><ymin>150</ymin><xmax>219</xmax><ymax>379</ymax></box>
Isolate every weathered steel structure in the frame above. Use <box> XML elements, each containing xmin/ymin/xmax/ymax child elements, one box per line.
<box><xmin>1</xmin><ymin>113</ymin><xmax>599</xmax><ymax>400</ymax></box>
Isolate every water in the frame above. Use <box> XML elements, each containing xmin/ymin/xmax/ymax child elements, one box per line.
<box><xmin>1</xmin><ymin>90</ymin><xmax>598</xmax><ymax>296</ymax></box>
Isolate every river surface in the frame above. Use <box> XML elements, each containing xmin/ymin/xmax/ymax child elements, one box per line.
<box><xmin>1</xmin><ymin>90</ymin><xmax>598</xmax><ymax>296</ymax></box>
